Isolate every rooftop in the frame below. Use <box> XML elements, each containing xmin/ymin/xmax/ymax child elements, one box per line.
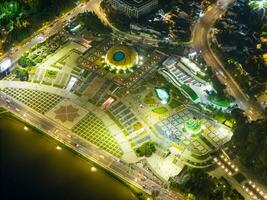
<box><xmin>118</xmin><ymin>0</ymin><xmax>156</xmax><ymax>8</ymax></box>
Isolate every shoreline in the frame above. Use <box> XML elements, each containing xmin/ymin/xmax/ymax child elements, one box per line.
<box><xmin>0</xmin><ymin>108</ymin><xmax>152</xmax><ymax>200</ymax></box>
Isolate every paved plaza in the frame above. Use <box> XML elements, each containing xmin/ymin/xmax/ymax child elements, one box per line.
<box><xmin>72</xmin><ymin>112</ymin><xmax>123</xmax><ymax>157</ymax></box>
<box><xmin>45</xmin><ymin>99</ymin><xmax>87</xmax><ymax>129</ymax></box>
<box><xmin>1</xmin><ymin>88</ymin><xmax>62</xmax><ymax>114</ymax></box>
<box><xmin>154</xmin><ymin>107</ymin><xmax>233</xmax><ymax>156</ymax></box>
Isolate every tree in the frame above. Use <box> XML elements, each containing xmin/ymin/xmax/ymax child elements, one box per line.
<box><xmin>77</xmin><ymin>12</ymin><xmax>111</xmax><ymax>34</ymax></box>
<box><xmin>230</xmin><ymin>109</ymin><xmax>267</xmax><ymax>186</ymax></box>
<box><xmin>135</xmin><ymin>142</ymin><xmax>156</xmax><ymax>157</ymax></box>
<box><xmin>172</xmin><ymin>168</ymin><xmax>244</xmax><ymax>200</ymax></box>
<box><xmin>15</xmin><ymin>68</ymin><xmax>28</xmax><ymax>81</ymax></box>
<box><xmin>18</xmin><ymin>55</ymin><xmax>34</xmax><ymax>67</ymax></box>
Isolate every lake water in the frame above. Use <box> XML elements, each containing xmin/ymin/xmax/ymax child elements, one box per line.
<box><xmin>0</xmin><ymin>118</ymin><xmax>136</xmax><ymax>200</ymax></box>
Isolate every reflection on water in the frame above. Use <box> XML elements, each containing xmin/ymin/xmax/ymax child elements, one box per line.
<box><xmin>0</xmin><ymin>118</ymin><xmax>136</xmax><ymax>200</ymax></box>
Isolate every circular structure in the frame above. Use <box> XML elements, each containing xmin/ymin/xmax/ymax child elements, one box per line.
<box><xmin>105</xmin><ymin>45</ymin><xmax>138</xmax><ymax>72</ymax></box>
<box><xmin>113</xmin><ymin>51</ymin><xmax>125</xmax><ymax>62</ymax></box>
<box><xmin>184</xmin><ymin>118</ymin><xmax>202</xmax><ymax>136</ymax></box>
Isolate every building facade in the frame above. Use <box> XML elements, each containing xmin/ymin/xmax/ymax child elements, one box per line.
<box><xmin>110</xmin><ymin>0</ymin><xmax>158</xmax><ymax>18</ymax></box>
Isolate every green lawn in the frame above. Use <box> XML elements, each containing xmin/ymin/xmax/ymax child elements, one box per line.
<box><xmin>169</xmin><ymin>99</ymin><xmax>182</xmax><ymax>108</ymax></box>
<box><xmin>152</xmin><ymin>107</ymin><xmax>168</xmax><ymax>114</ymax></box>
<box><xmin>45</xmin><ymin>70</ymin><xmax>58</xmax><ymax>79</ymax></box>
<box><xmin>181</xmin><ymin>84</ymin><xmax>199</xmax><ymax>101</ymax></box>
<box><xmin>208</xmin><ymin>95</ymin><xmax>231</xmax><ymax>107</ymax></box>
<box><xmin>144</xmin><ymin>92</ymin><xmax>157</xmax><ymax>105</ymax></box>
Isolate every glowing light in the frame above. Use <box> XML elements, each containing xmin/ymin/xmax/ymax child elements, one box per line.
<box><xmin>102</xmin><ymin>97</ymin><xmax>115</xmax><ymax>109</ymax></box>
<box><xmin>249</xmin><ymin>0</ymin><xmax>267</xmax><ymax>9</ymax></box>
<box><xmin>56</xmin><ymin>146</ymin><xmax>62</xmax><ymax>150</ymax></box>
<box><xmin>155</xmin><ymin>87</ymin><xmax>170</xmax><ymax>104</ymax></box>
<box><xmin>104</xmin><ymin>45</ymin><xmax>138</xmax><ymax>73</ymax></box>
<box><xmin>184</xmin><ymin>118</ymin><xmax>202</xmax><ymax>135</ymax></box>
<box><xmin>91</xmin><ymin>166</ymin><xmax>97</xmax><ymax>172</ymax></box>
<box><xmin>0</xmin><ymin>58</ymin><xmax>12</xmax><ymax>72</ymax></box>
<box><xmin>249</xmin><ymin>0</ymin><xmax>267</xmax><ymax>18</ymax></box>
<box><xmin>24</xmin><ymin>126</ymin><xmax>29</xmax><ymax>131</ymax></box>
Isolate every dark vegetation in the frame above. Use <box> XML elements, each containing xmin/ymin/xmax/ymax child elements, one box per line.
<box><xmin>135</xmin><ymin>142</ymin><xmax>156</xmax><ymax>157</ymax></box>
<box><xmin>101</xmin><ymin>0</ymin><xmax>203</xmax><ymax>42</ymax></box>
<box><xmin>214</xmin><ymin>0</ymin><xmax>267</xmax><ymax>96</ymax></box>
<box><xmin>170</xmin><ymin>168</ymin><xmax>244</xmax><ymax>200</ymax></box>
<box><xmin>76</xmin><ymin>12</ymin><xmax>112</xmax><ymax>34</ymax></box>
<box><xmin>0</xmin><ymin>0</ymin><xmax>80</xmax><ymax>52</ymax></box>
<box><xmin>229</xmin><ymin>109</ymin><xmax>267</xmax><ymax>186</ymax></box>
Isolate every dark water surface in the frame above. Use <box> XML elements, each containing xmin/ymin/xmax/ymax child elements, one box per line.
<box><xmin>0</xmin><ymin>118</ymin><xmax>136</xmax><ymax>200</ymax></box>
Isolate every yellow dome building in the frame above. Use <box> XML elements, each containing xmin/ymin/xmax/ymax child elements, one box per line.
<box><xmin>104</xmin><ymin>45</ymin><xmax>139</xmax><ymax>72</ymax></box>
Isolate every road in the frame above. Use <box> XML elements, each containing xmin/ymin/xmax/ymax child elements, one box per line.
<box><xmin>0</xmin><ymin>1</ymin><xmax>183</xmax><ymax>199</ymax></box>
<box><xmin>213</xmin><ymin>152</ymin><xmax>267</xmax><ymax>200</ymax></box>
<box><xmin>0</xmin><ymin>92</ymin><xmax>183</xmax><ymax>200</ymax></box>
<box><xmin>0</xmin><ymin>0</ymin><xmax>164</xmax><ymax>65</ymax></box>
<box><xmin>192</xmin><ymin>0</ymin><xmax>266</xmax><ymax>121</ymax></box>
<box><xmin>0</xmin><ymin>0</ymin><xmax>103</xmax><ymax>63</ymax></box>
<box><xmin>1</xmin><ymin>0</ymin><xmax>264</xmax><ymax>198</ymax></box>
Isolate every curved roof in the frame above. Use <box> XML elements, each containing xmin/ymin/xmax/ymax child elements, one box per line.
<box><xmin>105</xmin><ymin>45</ymin><xmax>138</xmax><ymax>71</ymax></box>
<box><xmin>184</xmin><ymin>119</ymin><xmax>202</xmax><ymax>135</ymax></box>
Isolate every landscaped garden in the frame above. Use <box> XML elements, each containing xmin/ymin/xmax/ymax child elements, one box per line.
<box><xmin>18</xmin><ymin>31</ymin><xmax>68</xmax><ymax>68</ymax></box>
<box><xmin>45</xmin><ymin>70</ymin><xmax>58</xmax><ymax>79</ymax></box>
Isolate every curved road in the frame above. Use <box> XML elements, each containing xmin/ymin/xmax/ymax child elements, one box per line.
<box><xmin>0</xmin><ymin>1</ymin><xmax>104</xmax><ymax>62</ymax></box>
<box><xmin>0</xmin><ymin>0</ymin><xmax>162</xmax><ymax>64</ymax></box>
<box><xmin>192</xmin><ymin>0</ymin><xmax>266</xmax><ymax>121</ymax></box>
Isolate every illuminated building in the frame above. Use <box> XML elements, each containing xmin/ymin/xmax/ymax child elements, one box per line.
<box><xmin>183</xmin><ymin>118</ymin><xmax>202</xmax><ymax>136</ymax></box>
<box><xmin>104</xmin><ymin>45</ymin><xmax>139</xmax><ymax>73</ymax></box>
<box><xmin>110</xmin><ymin>0</ymin><xmax>158</xmax><ymax>18</ymax></box>
<box><xmin>102</xmin><ymin>97</ymin><xmax>115</xmax><ymax>109</ymax></box>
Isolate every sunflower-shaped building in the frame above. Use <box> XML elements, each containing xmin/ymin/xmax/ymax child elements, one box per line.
<box><xmin>104</xmin><ymin>45</ymin><xmax>139</xmax><ymax>73</ymax></box>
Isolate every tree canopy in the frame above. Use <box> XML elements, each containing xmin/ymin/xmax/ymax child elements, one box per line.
<box><xmin>230</xmin><ymin>109</ymin><xmax>267</xmax><ymax>186</ymax></box>
<box><xmin>170</xmin><ymin>168</ymin><xmax>244</xmax><ymax>200</ymax></box>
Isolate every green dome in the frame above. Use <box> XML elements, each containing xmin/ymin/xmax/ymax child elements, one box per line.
<box><xmin>184</xmin><ymin>118</ymin><xmax>202</xmax><ymax>135</ymax></box>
